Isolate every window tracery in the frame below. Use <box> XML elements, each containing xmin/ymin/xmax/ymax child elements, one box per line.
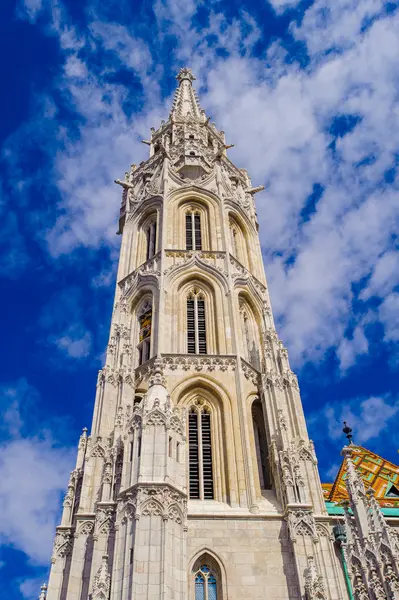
<box><xmin>192</xmin><ymin>555</ymin><xmax>222</xmax><ymax>600</ymax></box>
<box><xmin>194</xmin><ymin>566</ymin><xmax>217</xmax><ymax>600</ymax></box>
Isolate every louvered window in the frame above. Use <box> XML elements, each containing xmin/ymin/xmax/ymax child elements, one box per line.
<box><xmin>197</xmin><ymin>299</ymin><xmax>206</xmax><ymax>354</ymax></box>
<box><xmin>201</xmin><ymin>412</ymin><xmax>214</xmax><ymax>499</ymax></box>
<box><xmin>194</xmin><ymin>214</ymin><xmax>202</xmax><ymax>250</ymax></box>
<box><xmin>187</xmin><ymin>299</ymin><xmax>196</xmax><ymax>354</ymax></box>
<box><xmin>187</xmin><ymin>292</ymin><xmax>207</xmax><ymax>354</ymax></box>
<box><xmin>189</xmin><ymin>411</ymin><xmax>200</xmax><ymax>499</ymax></box>
<box><xmin>186</xmin><ymin>211</ymin><xmax>202</xmax><ymax>250</ymax></box>
<box><xmin>186</xmin><ymin>213</ymin><xmax>193</xmax><ymax>250</ymax></box>
<box><xmin>188</xmin><ymin>409</ymin><xmax>214</xmax><ymax>500</ymax></box>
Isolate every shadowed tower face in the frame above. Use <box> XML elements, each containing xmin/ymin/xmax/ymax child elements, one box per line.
<box><xmin>45</xmin><ymin>68</ymin><xmax>347</xmax><ymax>600</ymax></box>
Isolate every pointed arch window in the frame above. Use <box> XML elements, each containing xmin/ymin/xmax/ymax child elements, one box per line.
<box><xmin>239</xmin><ymin>301</ymin><xmax>260</xmax><ymax>370</ymax></box>
<box><xmin>145</xmin><ymin>220</ymin><xmax>157</xmax><ymax>260</ymax></box>
<box><xmin>230</xmin><ymin>225</ymin><xmax>239</xmax><ymax>259</ymax></box>
<box><xmin>194</xmin><ymin>565</ymin><xmax>218</xmax><ymax>600</ymax></box>
<box><xmin>186</xmin><ymin>211</ymin><xmax>202</xmax><ymax>251</ymax></box>
<box><xmin>187</xmin><ymin>290</ymin><xmax>207</xmax><ymax>354</ymax></box>
<box><xmin>137</xmin><ymin>300</ymin><xmax>152</xmax><ymax>365</ymax></box>
<box><xmin>252</xmin><ymin>398</ymin><xmax>271</xmax><ymax>490</ymax></box>
<box><xmin>188</xmin><ymin>407</ymin><xmax>214</xmax><ymax>500</ymax></box>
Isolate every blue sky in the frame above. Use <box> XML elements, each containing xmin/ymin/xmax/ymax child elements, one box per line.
<box><xmin>1</xmin><ymin>0</ymin><xmax>399</xmax><ymax>596</ymax></box>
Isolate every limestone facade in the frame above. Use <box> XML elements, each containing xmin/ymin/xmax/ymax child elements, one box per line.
<box><xmin>44</xmin><ymin>68</ymin><xmax>399</xmax><ymax>600</ymax></box>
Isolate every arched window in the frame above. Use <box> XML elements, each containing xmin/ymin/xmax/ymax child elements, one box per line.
<box><xmin>194</xmin><ymin>565</ymin><xmax>217</xmax><ymax>600</ymax></box>
<box><xmin>187</xmin><ymin>290</ymin><xmax>207</xmax><ymax>354</ymax></box>
<box><xmin>192</xmin><ymin>555</ymin><xmax>223</xmax><ymax>600</ymax></box>
<box><xmin>145</xmin><ymin>219</ymin><xmax>157</xmax><ymax>261</ymax></box>
<box><xmin>229</xmin><ymin>214</ymin><xmax>250</xmax><ymax>269</ymax></box>
<box><xmin>252</xmin><ymin>399</ymin><xmax>271</xmax><ymax>490</ymax></box>
<box><xmin>186</xmin><ymin>211</ymin><xmax>202</xmax><ymax>251</ymax></box>
<box><xmin>239</xmin><ymin>300</ymin><xmax>260</xmax><ymax>370</ymax></box>
<box><xmin>137</xmin><ymin>300</ymin><xmax>152</xmax><ymax>365</ymax></box>
<box><xmin>230</xmin><ymin>225</ymin><xmax>239</xmax><ymax>258</ymax></box>
<box><xmin>188</xmin><ymin>407</ymin><xmax>214</xmax><ymax>500</ymax></box>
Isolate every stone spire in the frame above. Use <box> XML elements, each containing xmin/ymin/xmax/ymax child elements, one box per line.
<box><xmin>92</xmin><ymin>555</ymin><xmax>111</xmax><ymax>600</ymax></box>
<box><xmin>342</xmin><ymin>446</ymin><xmax>399</xmax><ymax>599</ymax></box>
<box><xmin>169</xmin><ymin>67</ymin><xmax>205</xmax><ymax>121</ymax></box>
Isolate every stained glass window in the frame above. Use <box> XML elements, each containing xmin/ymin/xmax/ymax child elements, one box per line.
<box><xmin>194</xmin><ymin>565</ymin><xmax>218</xmax><ymax>600</ymax></box>
<box><xmin>137</xmin><ymin>302</ymin><xmax>152</xmax><ymax>366</ymax></box>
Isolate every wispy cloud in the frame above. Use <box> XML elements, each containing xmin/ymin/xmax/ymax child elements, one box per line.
<box><xmin>6</xmin><ymin>0</ymin><xmax>399</xmax><ymax>377</ymax></box>
<box><xmin>310</xmin><ymin>394</ymin><xmax>399</xmax><ymax>446</ymax></box>
<box><xmin>0</xmin><ymin>380</ymin><xmax>75</xmax><ymax>565</ymax></box>
<box><xmin>38</xmin><ymin>288</ymin><xmax>93</xmax><ymax>361</ymax></box>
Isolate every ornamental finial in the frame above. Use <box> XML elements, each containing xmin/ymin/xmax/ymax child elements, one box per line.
<box><xmin>342</xmin><ymin>421</ymin><xmax>353</xmax><ymax>445</ymax></box>
<box><xmin>176</xmin><ymin>67</ymin><xmax>196</xmax><ymax>85</ymax></box>
<box><xmin>39</xmin><ymin>583</ymin><xmax>47</xmax><ymax>600</ymax></box>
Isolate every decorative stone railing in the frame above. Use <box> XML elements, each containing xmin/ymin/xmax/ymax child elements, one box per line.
<box><xmin>229</xmin><ymin>254</ymin><xmax>267</xmax><ymax>295</ymax></box>
<box><xmin>119</xmin><ymin>253</ymin><xmax>162</xmax><ymax>294</ymax></box>
<box><xmin>163</xmin><ymin>250</ymin><xmax>226</xmax><ymax>277</ymax></box>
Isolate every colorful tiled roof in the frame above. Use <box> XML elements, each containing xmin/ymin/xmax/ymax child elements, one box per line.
<box><xmin>322</xmin><ymin>445</ymin><xmax>399</xmax><ymax>508</ymax></box>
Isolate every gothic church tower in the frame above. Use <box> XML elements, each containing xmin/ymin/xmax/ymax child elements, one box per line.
<box><xmin>46</xmin><ymin>68</ymin><xmax>348</xmax><ymax>600</ymax></box>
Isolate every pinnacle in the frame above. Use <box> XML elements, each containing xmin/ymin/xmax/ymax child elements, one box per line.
<box><xmin>176</xmin><ymin>67</ymin><xmax>196</xmax><ymax>85</ymax></box>
<box><xmin>170</xmin><ymin>67</ymin><xmax>204</xmax><ymax>121</ymax></box>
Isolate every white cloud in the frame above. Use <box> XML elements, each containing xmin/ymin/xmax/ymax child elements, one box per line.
<box><xmin>337</xmin><ymin>325</ymin><xmax>369</xmax><ymax>371</ymax></box>
<box><xmin>325</xmin><ymin>462</ymin><xmax>341</xmax><ymax>481</ymax></box>
<box><xmin>360</xmin><ymin>251</ymin><xmax>399</xmax><ymax>300</ymax></box>
<box><xmin>17</xmin><ymin>0</ymin><xmax>43</xmax><ymax>22</ymax></box>
<box><xmin>91</xmin><ymin>268</ymin><xmax>116</xmax><ymax>289</ymax></box>
<box><xmin>9</xmin><ymin>0</ymin><xmax>399</xmax><ymax>372</ymax></box>
<box><xmin>292</xmin><ymin>0</ymin><xmax>385</xmax><ymax>54</ymax></box>
<box><xmin>315</xmin><ymin>394</ymin><xmax>399</xmax><ymax>445</ymax></box>
<box><xmin>39</xmin><ymin>288</ymin><xmax>93</xmax><ymax>361</ymax></box>
<box><xmin>54</xmin><ymin>330</ymin><xmax>92</xmax><ymax>359</ymax></box>
<box><xmin>379</xmin><ymin>292</ymin><xmax>399</xmax><ymax>343</ymax></box>
<box><xmin>0</xmin><ymin>381</ymin><xmax>75</xmax><ymax>565</ymax></box>
<box><xmin>20</xmin><ymin>577</ymin><xmax>47</xmax><ymax>600</ymax></box>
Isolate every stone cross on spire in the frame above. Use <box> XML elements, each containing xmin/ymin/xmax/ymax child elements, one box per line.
<box><xmin>170</xmin><ymin>67</ymin><xmax>205</xmax><ymax>121</ymax></box>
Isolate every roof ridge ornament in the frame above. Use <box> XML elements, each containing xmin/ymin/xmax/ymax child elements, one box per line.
<box><xmin>342</xmin><ymin>421</ymin><xmax>353</xmax><ymax>445</ymax></box>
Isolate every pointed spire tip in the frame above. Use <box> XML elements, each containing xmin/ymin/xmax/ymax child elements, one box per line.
<box><xmin>176</xmin><ymin>67</ymin><xmax>196</xmax><ymax>85</ymax></box>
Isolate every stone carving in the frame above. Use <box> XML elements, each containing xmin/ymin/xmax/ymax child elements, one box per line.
<box><xmin>126</xmin><ymin>485</ymin><xmax>187</xmax><ymax>524</ymax></box>
<box><xmin>241</xmin><ymin>358</ymin><xmax>260</xmax><ymax>385</ymax></box>
<box><xmin>342</xmin><ymin>447</ymin><xmax>399</xmax><ymax>599</ymax></box>
<box><xmin>63</xmin><ymin>469</ymin><xmax>79</xmax><ymax>508</ymax></box>
<box><xmin>52</xmin><ymin>527</ymin><xmax>74</xmax><ymax>560</ymax></box>
<box><xmin>304</xmin><ymin>556</ymin><xmax>327</xmax><ymax>600</ymax></box>
<box><xmin>95</xmin><ymin>504</ymin><xmax>116</xmax><ymax>535</ymax></box>
<box><xmin>149</xmin><ymin>356</ymin><xmax>166</xmax><ymax>386</ymax></box>
<box><xmin>163</xmin><ymin>354</ymin><xmax>236</xmax><ymax>373</ymax></box>
<box><xmin>287</xmin><ymin>510</ymin><xmax>317</xmax><ymax>542</ymax></box>
<box><xmin>164</xmin><ymin>250</ymin><xmax>226</xmax><ymax>276</ymax></box>
<box><xmin>92</xmin><ymin>555</ymin><xmax>111</xmax><ymax>600</ymax></box>
<box><xmin>77</xmin><ymin>521</ymin><xmax>94</xmax><ymax>536</ymax></box>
